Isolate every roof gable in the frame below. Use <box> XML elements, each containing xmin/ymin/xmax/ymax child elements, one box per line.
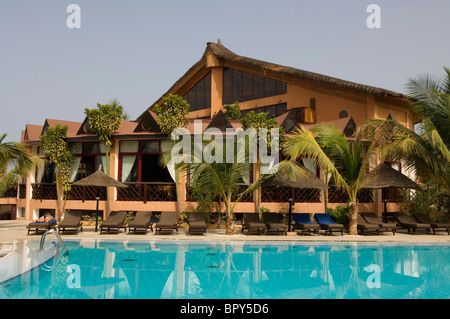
<box><xmin>134</xmin><ymin>110</ymin><xmax>161</xmax><ymax>133</ymax></box>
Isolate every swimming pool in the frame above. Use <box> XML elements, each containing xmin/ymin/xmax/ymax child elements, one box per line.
<box><xmin>0</xmin><ymin>239</ymin><xmax>449</xmax><ymax>299</ymax></box>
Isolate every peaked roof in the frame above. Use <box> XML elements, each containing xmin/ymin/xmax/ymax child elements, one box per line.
<box><xmin>138</xmin><ymin>41</ymin><xmax>407</xmax><ymax>121</ymax></box>
<box><xmin>359</xmin><ymin>162</ymin><xmax>419</xmax><ymax>189</ymax></box>
<box><xmin>22</xmin><ymin>124</ymin><xmax>44</xmax><ymax>142</ymax></box>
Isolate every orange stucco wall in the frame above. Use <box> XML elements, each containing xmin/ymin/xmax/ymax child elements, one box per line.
<box><xmin>5</xmin><ymin>65</ymin><xmax>413</xmax><ymax>221</ymax></box>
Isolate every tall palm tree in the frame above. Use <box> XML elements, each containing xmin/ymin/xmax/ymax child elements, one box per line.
<box><xmin>284</xmin><ymin>124</ymin><xmax>375</xmax><ymax>235</ymax></box>
<box><xmin>365</xmin><ymin>67</ymin><xmax>450</xmax><ymax>217</ymax></box>
<box><xmin>0</xmin><ymin>133</ymin><xmax>43</xmax><ymax>196</ymax></box>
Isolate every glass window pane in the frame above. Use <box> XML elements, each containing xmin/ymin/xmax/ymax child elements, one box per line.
<box><xmin>121</xmin><ymin>155</ymin><xmax>138</xmax><ymax>182</ymax></box>
<box><xmin>232</xmin><ymin>70</ymin><xmax>242</xmax><ymax>102</ymax></box>
<box><xmin>265</xmin><ymin>79</ymin><xmax>276</xmax><ymax>97</ymax></box>
<box><xmin>203</xmin><ymin>72</ymin><xmax>211</xmax><ymax>109</ymax></box>
<box><xmin>223</xmin><ymin>68</ymin><xmax>232</xmax><ymax>105</ymax></box>
<box><xmin>196</xmin><ymin>77</ymin><xmax>205</xmax><ymax>110</ymax></box>
<box><xmin>277</xmin><ymin>103</ymin><xmax>287</xmax><ymax>116</ymax></box>
<box><xmin>99</xmin><ymin>144</ymin><xmax>107</xmax><ymax>154</ymax></box>
<box><xmin>140</xmin><ymin>141</ymin><xmax>160</xmax><ymax>153</ymax></box>
<box><xmin>70</xmin><ymin>143</ymin><xmax>82</xmax><ymax>154</ymax></box>
<box><xmin>276</xmin><ymin>81</ymin><xmax>287</xmax><ymax>95</ymax></box>
<box><xmin>242</xmin><ymin>72</ymin><xmax>253</xmax><ymax>101</ymax></box>
<box><xmin>120</xmin><ymin>141</ymin><xmax>139</xmax><ymax>153</ymax></box>
<box><xmin>265</xmin><ymin>105</ymin><xmax>276</xmax><ymax>117</ymax></box>
<box><xmin>253</xmin><ymin>75</ymin><xmax>263</xmax><ymax>100</ymax></box>
<box><xmin>160</xmin><ymin>140</ymin><xmax>173</xmax><ymax>153</ymax></box>
<box><xmin>83</xmin><ymin>142</ymin><xmax>97</xmax><ymax>154</ymax></box>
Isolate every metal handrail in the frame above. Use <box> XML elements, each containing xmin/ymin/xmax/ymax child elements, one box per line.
<box><xmin>39</xmin><ymin>230</ymin><xmax>69</xmax><ymax>255</ymax></box>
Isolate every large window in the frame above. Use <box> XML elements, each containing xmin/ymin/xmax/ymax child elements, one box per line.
<box><xmin>119</xmin><ymin>140</ymin><xmax>174</xmax><ymax>183</ymax></box>
<box><xmin>241</xmin><ymin>103</ymin><xmax>287</xmax><ymax>118</ymax></box>
<box><xmin>70</xmin><ymin>142</ymin><xmax>106</xmax><ymax>182</ymax></box>
<box><xmin>183</xmin><ymin>72</ymin><xmax>211</xmax><ymax>112</ymax></box>
<box><xmin>223</xmin><ymin>68</ymin><xmax>287</xmax><ymax>105</ymax></box>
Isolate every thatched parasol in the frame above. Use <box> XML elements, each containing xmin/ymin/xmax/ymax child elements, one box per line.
<box><xmin>360</xmin><ymin>162</ymin><xmax>419</xmax><ymax>222</ymax></box>
<box><xmin>360</xmin><ymin>162</ymin><xmax>419</xmax><ymax>190</ymax></box>
<box><xmin>72</xmin><ymin>168</ymin><xmax>127</xmax><ymax>232</ymax></box>
<box><xmin>262</xmin><ymin>164</ymin><xmax>326</xmax><ymax>232</ymax></box>
<box><xmin>263</xmin><ymin>168</ymin><xmax>327</xmax><ymax>190</ymax></box>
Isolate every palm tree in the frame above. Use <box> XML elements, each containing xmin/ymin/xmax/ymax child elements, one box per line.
<box><xmin>284</xmin><ymin>124</ymin><xmax>375</xmax><ymax>235</ymax></box>
<box><xmin>365</xmin><ymin>67</ymin><xmax>450</xmax><ymax>218</ymax></box>
<box><xmin>0</xmin><ymin>133</ymin><xmax>43</xmax><ymax>196</ymax></box>
<box><xmin>161</xmin><ymin>132</ymin><xmax>306</xmax><ymax>235</ymax></box>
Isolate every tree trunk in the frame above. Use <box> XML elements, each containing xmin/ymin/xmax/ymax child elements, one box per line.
<box><xmin>225</xmin><ymin>195</ymin><xmax>234</xmax><ymax>235</ymax></box>
<box><xmin>56</xmin><ymin>168</ymin><xmax>63</xmax><ymax>222</ymax></box>
<box><xmin>348</xmin><ymin>201</ymin><xmax>358</xmax><ymax>235</ymax></box>
<box><xmin>105</xmin><ymin>146</ymin><xmax>111</xmax><ymax>216</ymax></box>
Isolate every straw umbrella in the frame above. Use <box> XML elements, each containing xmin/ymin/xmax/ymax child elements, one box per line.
<box><xmin>359</xmin><ymin>162</ymin><xmax>420</xmax><ymax>222</ymax></box>
<box><xmin>263</xmin><ymin>165</ymin><xmax>327</xmax><ymax>232</ymax></box>
<box><xmin>72</xmin><ymin>168</ymin><xmax>127</xmax><ymax>232</ymax></box>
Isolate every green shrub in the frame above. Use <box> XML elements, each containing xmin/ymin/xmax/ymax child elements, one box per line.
<box><xmin>327</xmin><ymin>205</ymin><xmax>349</xmax><ymax>226</ymax></box>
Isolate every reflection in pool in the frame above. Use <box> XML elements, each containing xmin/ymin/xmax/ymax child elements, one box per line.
<box><xmin>0</xmin><ymin>240</ymin><xmax>449</xmax><ymax>299</ymax></box>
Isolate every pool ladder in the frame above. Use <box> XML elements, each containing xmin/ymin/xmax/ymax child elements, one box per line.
<box><xmin>39</xmin><ymin>230</ymin><xmax>69</xmax><ymax>255</ymax></box>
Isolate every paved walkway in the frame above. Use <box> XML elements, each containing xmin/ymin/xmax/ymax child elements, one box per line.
<box><xmin>1</xmin><ymin>220</ymin><xmax>449</xmax><ymax>246</ymax></box>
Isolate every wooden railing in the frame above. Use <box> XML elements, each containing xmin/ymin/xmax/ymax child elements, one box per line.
<box><xmin>328</xmin><ymin>186</ymin><xmax>374</xmax><ymax>203</ymax></box>
<box><xmin>261</xmin><ymin>186</ymin><xmax>321</xmax><ymax>203</ymax></box>
<box><xmin>0</xmin><ymin>184</ymin><xmax>26</xmax><ymax>199</ymax></box>
<box><xmin>15</xmin><ymin>182</ymin><xmax>376</xmax><ymax>205</ymax></box>
<box><xmin>186</xmin><ymin>183</ymin><xmax>253</xmax><ymax>202</ymax></box>
<box><xmin>31</xmin><ymin>183</ymin><xmax>107</xmax><ymax>201</ymax></box>
<box><xmin>117</xmin><ymin>182</ymin><xmax>177</xmax><ymax>202</ymax></box>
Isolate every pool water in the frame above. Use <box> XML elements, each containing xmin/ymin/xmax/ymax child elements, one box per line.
<box><xmin>0</xmin><ymin>240</ymin><xmax>449</xmax><ymax>299</ymax></box>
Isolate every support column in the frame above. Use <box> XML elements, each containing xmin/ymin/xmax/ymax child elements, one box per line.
<box><xmin>209</xmin><ymin>65</ymin><xmax>223</xmax><ymax>118</ymax></box>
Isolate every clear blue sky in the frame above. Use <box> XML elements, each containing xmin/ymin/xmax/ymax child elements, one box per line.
<box><xmin>1</xmin><ymin>0</ymin><xmax>449</xmax><ymax>142</ymax></box>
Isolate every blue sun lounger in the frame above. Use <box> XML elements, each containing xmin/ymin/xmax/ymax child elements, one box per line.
<box><xmin>314</xmin><ymin>213</ymin><xmax>345</xmax><ymax>236</ymax></box>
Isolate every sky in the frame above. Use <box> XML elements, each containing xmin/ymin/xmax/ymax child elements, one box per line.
<box><xmin>0</xmin><ymin>0</ymin><xmax>449</xmax><ymax>142</ymax></box>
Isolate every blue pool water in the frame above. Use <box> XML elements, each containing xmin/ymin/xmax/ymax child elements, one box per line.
<box><xmin>0</xmin><ymin>240</ymin><xmax>449</xmax><ymax>299</ymax></box>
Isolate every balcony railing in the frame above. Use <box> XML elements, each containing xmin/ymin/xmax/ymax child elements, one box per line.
<box><xmin>117</xmin><ymin>182</ymin><xmax>177</xmax><ymax>202</ymax></box>
<box><xmin>261</xmin><ymin>186</ymin><xmax>321</xmax><ymax>203</ymax></box>
<box><xmin>328</xmin><ymin>186</ymin><xmax>374</xmax><ymax>204</ymax></box>
<box><xmin>32</xmin><ymin>183</ymin><xmax>57</xmax><ymax>200</ymax></box>
<box><xmin>186</xmin><ymin>183</ymin><xmax>253</xmax><ymax>202</ymax></box>
<box><xmin>31</xmin><ymin>183</ymin><xmax>107</xmax><ymax>201</ymax></box>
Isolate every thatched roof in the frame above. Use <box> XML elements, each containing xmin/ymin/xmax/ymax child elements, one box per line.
<box><xmin>138</xmin><ymin>41</ymin><xmax>407</xmax><ymax>121</ymax></box>
<box><xmin>72</xmin><ymin>169</ymin><xmax>127</xmax><ymax>188</ymax></box>
<box><xmin>263</xmin><ymin>166</ymin><xmax>326</xmax><ymax>190</ymax></box>
<box><xmin>359</xmin><ymin>163</ymin><xmax>419</xmax><ymax>189</ymax></box>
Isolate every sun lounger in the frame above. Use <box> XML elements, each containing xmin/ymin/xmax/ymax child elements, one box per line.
<box><xmin>263</xmin><ymin>213</ymin><xmax>287</xmax><ymax>235</ymax></box>
<box><xmin>393</xmin><ymin>212</ymin><xmax>431</xmax><ymax>234</ymax></box>
<box><xmin>314</xmin><ymin>213</ymin><xmax>345</xmax><ymax>236</ymax></box>
<box><xmin>413</xmin><ymin>213</ymin><xmax>450</xmax><ymax>235</ymax></box>
<box><xmin>127</xmin><ymin>211</ymin><xmax>153</xmax><ymax>234</ymax></box>
<box><xmin>58</xmin><ymin>211</ymin><xmax>83</xmax><ymax>234</ymax></box>
<box><xmin>99</xmin><ymin>211</ymin><xmax>127</xmax><ymax>234</ymax></box>
<box><xmin>357</xmin><ymin>214</ymin><xmax>381</xmax><ymax>235</ymax></box>
<box><xmin>361</xmin><ymin>212</ymin><xmax>397</xmax><ymax>235</ymax></box>
<box><xmin>188</xmin><ymin>212</ymin><xmax>207</xmax><ymax>235</ymax></box>
<box><xmin>154</xmin><ymin>211</ymin><xmax>179</xmax><ymax>234</ymax></box>
<box><xmin>242</xmin><ymin>213</ymin><xmax>267</xmax><ymax>235</ymax></box>
<box><xmin>27</xmin><ymin>220</ymin><xmax>57</xmax><ymax>235</ymax></box>
<box><xmin>292</xmin><ymin>213</ymin><xmax>320</xmax><ymax>235</ymax></box>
